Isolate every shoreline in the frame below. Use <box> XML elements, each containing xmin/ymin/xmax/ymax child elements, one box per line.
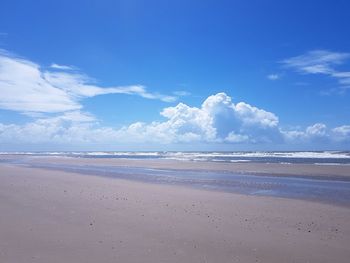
<box><xmin>2</xmin><ymin>155</ymin><xmax>350</xmax><ymax>178</ymax></box>
<box><xmin>2</xmin><ymin>156</ymin><xmax>350</xmax><ymax>207</ymax></box>
<box><xmin>13</xmin><ymin>162</ymin><xmax>350</xmax><ymax>208</ymax></box>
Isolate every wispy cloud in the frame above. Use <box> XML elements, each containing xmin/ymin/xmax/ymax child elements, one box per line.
<box><xmin>50</xmin><ymin>63</ymin><xmax>76</xmax><ymax>71</ymax></box>
<box><xmin>282</xmin><ymin>50</ymin><xmax>350</xmax><ymax>93</ymax></box>
<box><xmin>282</xmin><ymin>50</ymin><xmax>349</xmax><ymax>74</ymax></box>
<box><xmin>173</xmin><ymin>90</ymin><xmax>191</xmax><ymax>96</ymax></box>
<box><xmin>0</xmin><ymin>50</ymin><xmax>177</xmax><ymax>115</ymax></box>
<box><xmin>267</xmin><ymin>74</ymin><xmax>280</xmax><ymax>80</ymax></box>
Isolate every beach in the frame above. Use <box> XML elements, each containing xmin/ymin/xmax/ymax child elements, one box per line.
<box><xmin>0</xmin><ymin>157</ymin><xmax>350</xmax><ymax>262</ymax></box>
<box><xmin>1</xmin><ymin>1</ymin><xmax>349</xmax><ymax>262</ymax></box>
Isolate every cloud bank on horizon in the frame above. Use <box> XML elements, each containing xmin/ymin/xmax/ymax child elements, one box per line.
<box><xmin>0</xmin><ymin>50</ymin><xmax>349</xmax><ymax>150</ymax></box>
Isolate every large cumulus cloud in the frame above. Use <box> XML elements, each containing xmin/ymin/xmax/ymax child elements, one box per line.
<box><xmin>121</xmin><ymin>93</ymin><xmax>282</xmax><ymax>144</ymax></box>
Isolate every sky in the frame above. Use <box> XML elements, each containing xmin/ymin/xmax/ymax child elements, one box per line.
<box><xmin>0</xmin><ymin>0</ymin><xmax>350</xmax><ymax>151</ymax></box>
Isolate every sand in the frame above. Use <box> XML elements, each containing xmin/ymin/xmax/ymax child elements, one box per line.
<box><xmin>0</xmin><ymin>162</ymin><xmax>350</xmax><ymax>263</ymax></box>
<box><xmin>6</xmin><ymin>155</ymin><xmax>350</xmax><ymax>178</ymax></box>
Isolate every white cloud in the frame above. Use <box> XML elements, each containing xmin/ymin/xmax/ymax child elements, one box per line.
<box><xmin>203</xmin><ymin>93</ymin><xmax>280</xmax><ymax>143</ymax></box>
<box><xmin>0</xmin><ymin>54</ymin><xmax>81</xmax><ymax>113</ymax></box>
<box><xmin>43</xmin><ymin>71</ymin><xmax>176</xmax><ymax>102</ymax></box>
<box><xmin>282</xmin><ymin>50</ymin><xmax>350</xmax><ymax>92</ymax></box>
<box><xmin>282</xmin><ymin>50</ymin><xmax>349</xmax><ymax>74</ymax></box>
<box><xmin>0</xmin><ymin>92</ymin><xmax>280</xmax><ymax>145</ymax></box>
<box><xmin>282</xmin><ymin>123</ymin><xmax>328</xmax><ymax>142</ymax></box>
<box><xmin>0</xmin><ymin>50</ymin><xmax>349</xmax><ymax>148</ymax></box>
<box><xmin>281</xmin><ymin>122</ymin><xmax>350</xmax><ymax>144</ymax></box>
<box><xmin>306</xmin><ymin>123</ymin><xmax>327</xmax><ymax>137</ymax></box>
<box><xmin>143</xmin><ymin>92</ymin><xmax>280</xmax><ymax>144</ymax></box>
<box><xmin>0</xmin><ymin>92</ymin><xmax>349</xmax><ymax>147</ymax></box>
<box><xmin>0</xmin><ymin>112</ymin><xmax>115</xmax><ymax>144</ymax></box>
<box><xmin>332</xmin><ymin>125</ymin><xmax>350</xmax><ymax>142</ymax></box>
<box><xmin>50</xmin><ymin>63</ymin><xmax>76</xmax><ymax>70</ymax></box>
<box><xmin>51</xmin><ymin>111</ymin><xmax>96</xmax><ymax>122</ymax></box>
<box><xmin>234</xmin><ymin>101</ymin><xmax>279</xmax><ymax>128</ymax></box>
<box><xmin>173</xmin><ymin>90</ymin><xmax>191</xmax><ymax>96</ymax></box>
<box><xmin>267</xmin><ymin>74</ymin><xmax>280</xmax><ymax>80</ymax></box>
<box><xmin>0</xmin><ymin>50</ymin><xmax>177</xmax><ymax>115</ymax></box>
<box><xmin>225</xmin><ymin>132</ymin><xmax>249</xmax><ymax>143</ymax></box>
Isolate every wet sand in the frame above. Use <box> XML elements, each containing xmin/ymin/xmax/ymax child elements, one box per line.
<box><xmin>0</xmin><ymin>162</ymin><xmax>350</xmax><ymax>263</ymax></box>
<box><xmin>2</xmin><ymin>154</ymin><xmax>350</xmax><ymax>178</ymax></box>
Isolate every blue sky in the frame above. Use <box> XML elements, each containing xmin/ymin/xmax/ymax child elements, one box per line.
<box><xmin>0</xmin><ymin>0</ymin><xmax>349</xmax><ymax>150</ymax></box>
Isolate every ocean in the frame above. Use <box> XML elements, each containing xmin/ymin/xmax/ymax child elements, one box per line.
<box><xmin>1</xmin><ymin>151</ymin><xmax>350</xmax><ymax>165</ymax></box>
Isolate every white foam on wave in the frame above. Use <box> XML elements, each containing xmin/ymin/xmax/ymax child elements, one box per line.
<box><xmin>314</xmin><ymin>162</ymin><xmax>350</xmax><ymax>166</ymax></box>
<box><xmin>164</xmin><ymin>151</ymin><xmax>350</xmax><ymax>159</ymax></box>
<box><xmin>90</xmin><ymin>152</ymin><xmax>161</xmax><ymax>156</ymax></box>
<box><xmin>1</xmin><ymin>151</ymin><xmax>350</xmax><ymax>160</ymax></box>
<box><xmin>229</xmin><ymin>160</ymin><xmax>252</xmax><ymax>163</ymax></box>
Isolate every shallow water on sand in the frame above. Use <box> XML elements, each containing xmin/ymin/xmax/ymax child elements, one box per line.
<box><xmin>20</xmin><ymin>162</ymin><xmax>350</xmax><ymax>207</ymax></box>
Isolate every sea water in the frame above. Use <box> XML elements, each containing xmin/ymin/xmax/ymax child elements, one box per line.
<box><xmin>1</xmin><ymin>150</ymin><xmax>350</xmax><ymax>164</ymax></box>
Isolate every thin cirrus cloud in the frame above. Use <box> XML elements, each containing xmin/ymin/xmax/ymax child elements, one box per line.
<box><xmin>0</xmin><ymin>50</ymin><xmax>177</xmax><ymax>115</ymax></box>
<box><xmin>282</xmin><ymin>50</ymin><xmax>350</xmax><ymax>92</ymax></box>
<box><xmin>50</xmin><ymin>63</ymin><xmax>77</xmax><ymax>71</ymax></box>
<box><xmin>173</xmin><ymin>90</ymin><xmax>191</xmax><ymax>96</ymax></box>
<box><xmin>267</xmin><ymin>74</ymin><xmax>280</xmax><ymax>80</ymax></box>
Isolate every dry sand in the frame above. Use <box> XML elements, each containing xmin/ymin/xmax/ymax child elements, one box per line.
<box><xmin>0</xmin><ymin>163</ymin><xmax>350</xmax><ymax>263</ymax></box>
